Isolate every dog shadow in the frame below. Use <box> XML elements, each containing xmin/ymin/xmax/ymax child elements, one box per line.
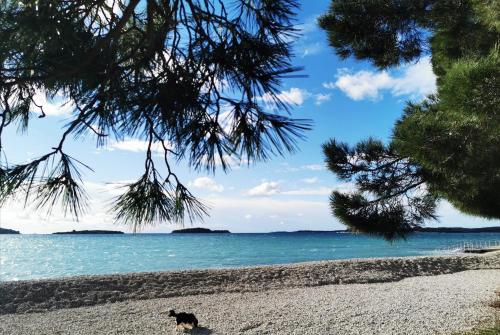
<box><xmin>190</xmin><ymin>327</ymin><xmax>212</xmax><ymax>334</ymax></box>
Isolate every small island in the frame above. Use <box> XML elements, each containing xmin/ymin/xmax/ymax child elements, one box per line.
<box><xmin>53</xmin><ymin>230</ymin><xmax>124</xmax><ymax>235</ymax></box>
<box><xmin>0</xmin><ymin>227</ymin><xmax>20</xmax><ymax>234</ymax></box>
<box><xmin>171</xmin><ymin>227</ymin><xmax>230</xmax><ymax>234</ymax></box>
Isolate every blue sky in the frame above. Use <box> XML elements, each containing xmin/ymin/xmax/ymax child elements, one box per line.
<box><xmin>2</xmin><ymin>0</ymin><xmax>499</xmax><ymax>233</ymax></box>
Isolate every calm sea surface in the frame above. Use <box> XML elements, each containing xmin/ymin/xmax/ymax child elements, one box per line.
<box><xmin>1</xmin><ymin>232</ymin><xmax>500</xmax><ymax>281</ymax></box>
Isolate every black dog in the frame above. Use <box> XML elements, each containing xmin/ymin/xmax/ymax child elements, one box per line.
<box><xmin>169</xmin><ymin>309</ymin><xmax>198</xmax><ymax>330</ymax></box>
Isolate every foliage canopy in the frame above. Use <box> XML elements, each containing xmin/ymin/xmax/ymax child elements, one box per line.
<box><xmin>320</xmin><ymin>0</ymin><xmax>500</xmax><ymax>239</ymax></box>
<box><xmin>0</xmin><ymin>0</ymin><xmax>310</xmax><ymax>231</ymax></box>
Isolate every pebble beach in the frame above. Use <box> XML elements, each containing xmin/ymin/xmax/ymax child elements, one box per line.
<box><xmin>1</xmin><ymin>252</ymin><xmax>499</xmax><ymax>335</ymax></box>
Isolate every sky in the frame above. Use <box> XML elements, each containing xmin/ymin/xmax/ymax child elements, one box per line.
<box><xmin>1</xmin><ymin>0</ymin><xmax>499</xmax><ymax>234</ymax></box>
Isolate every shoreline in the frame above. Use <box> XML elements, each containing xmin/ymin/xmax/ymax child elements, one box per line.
<box><xmin>0</xmin><ymin>252</ymin><xmax>475</xmax><ymax>282</ymax></box>
<box><xmin>3</xmin><ymin>249</ymin><xmax>499</xmax><ymax>283</ymax></box>
<box><xmin>1</xmin><ymin>252</ymin><xmax>499</xmax><ymax>315</ymax></box>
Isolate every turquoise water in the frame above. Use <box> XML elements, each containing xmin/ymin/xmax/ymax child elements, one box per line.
<box><xmin>1</xmin><ymin>232</ymin><xmax>499</xmax><ymax>281</ymax></box>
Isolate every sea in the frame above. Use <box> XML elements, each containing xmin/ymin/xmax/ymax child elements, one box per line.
<box><xmin>1</xmin><ymin>232</ymin><xmax>500</xmax><ymax>281</ymax></box>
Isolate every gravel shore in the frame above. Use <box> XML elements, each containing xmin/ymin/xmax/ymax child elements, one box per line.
<box><xmin>2</xmin><ymin>253</ymin><xmax>499</xmax><ymax>314</ymax></box>
<box><xmin>1</xmin><ymin>269</ymin><xmax>499</xmax><ymax>335</ymax></box>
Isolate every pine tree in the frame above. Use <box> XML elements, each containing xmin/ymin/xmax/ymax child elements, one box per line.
<box><xmin>0</xmin><ymin>0</ymin><xmax>310</xmax><ymax>231</ymax></box>
<box><xmin>320</xmin><ymin>0</ymin><xmax>499</xmax><ymax>240</ymax></box>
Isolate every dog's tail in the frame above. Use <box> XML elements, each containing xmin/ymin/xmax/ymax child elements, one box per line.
<box><xmin>168</xmin><ymin>309</ymin><xmax>177</xmax><ymax>317</ymax></box>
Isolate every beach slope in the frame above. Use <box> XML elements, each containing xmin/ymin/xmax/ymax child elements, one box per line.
<box><xmin>0</xmin><ymin>269</ymin><xmax>498</xmax><ymax>335</ymax></box>
<box><xmin>0</xmin><ymin>253</ymin><xmax>499</xmax><ymax>334</ymax></box>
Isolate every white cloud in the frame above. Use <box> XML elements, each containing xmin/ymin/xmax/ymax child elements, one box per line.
<box><xmin>203</xmin><ymin>196</ymin><xmax>337</xmax><ymax>232</ymax></box>
<box><xmin>199</xmin><ymin>154</ymin><xmax>249</xmax><ymax>170</ymax></box>
<box><xmin>190</xmin><ymin>177</ymin><xmax>224</xmax><ymax>193</ymax></box>
<box><xmin>296</xmin><ymin>16</ymin><xmax>319</xmax><ymax>34</ymax></box>
<box><xmin>105</xmin><ymin>138</ymin><xmax>169</xmax><ymax>154</ymax></box>
<box><xmin>31</xmin><ymin>91</ymin><xmax>74</xmax><ymax>116</ymax></box>
<box><xmin>314</xmin><ymin>93</ymin><xmax>331</xmax><ymax>105</ymax></box>
<box><xmin>275</xmin><ymin>87</ymin><xmax>310</xmax><ymax>105</ymax></box>
<box><xmin>0</xmin><ymin>182</ymin><xmax>119</xmax><ymax>234</ymax></box>
<box><xmin>103</xmin><ymin>0</ymin><xmax>122</xmax><ymax>16</ymax></box>
<box><xmin>323</xmin><ymin>56</ymin><xmax>436</xmax><ymax>101</ymax></box>
<box><xmin>246</xmin><ymin>181</ymin><xmax>281</xmax><ymax>196</ymax></box>
<box><xmin>245</xmin><ymin>181</ymin><xmax>354</xmax><ymax>197</ymax></box>
<box><xmin>260</xmin><ymin>88</ymin><xmax>330</xmax><ymax>108</ymax></box>
<box><xmin>300</xmin><ymin>42</ymin><xmax>324</xmax><ymax>57</ymax></box>
<box><xmin>260</xmin><ymin>87</ymin><xmax>311</xmax><ymax>107</ymax></box>
<box><xmin>390</xmin><ymin>58</ymin><xmax>437</xmax><ymax>97</ymax></box>
<box><xmin>301</xmin><ymin>177</ymin><xmax>319</xmax><ymax>184</ymax></box>
<box><xmin>94</xmin><ymin>180</ymin><xmax>134</xmax><ymax>196</ymax></box>
<box><xmin>244</xmin><ymin>214</ymin><xmax>253</xmax><ymax>220</ymax></box>
<box><xmin>333</xmin><ymin>182</ymin><xmax>357</xmax><ymax>194</ymax></box>
<box><xmin>278</xmin><ymin>163</ymin><xmax>327</xmax><ymax>173</ymax></box>
<box><xmin>295</xmin><ymin>15</ymin><xmax>325</xmax><ymax>58</ymax></box>
<box><xmin>282</xmin><ymin>187</ymin><xmax>332</xmax><ymax>196</ymax></box>
<box><xmin>329</xmin><ymin>70</ymin><xmax>393</xmax><ymax>101</ymax></box>
<box><xmin>302</xmin><ymin>164</ymin><xmax>326</xmax><ymax>171</ymax></box>
<box><xmin>3</xmin><ymin>180</ymin><xmax>499</xmax><ymax>234</ymax></box>
<box><xmin>279</xmin><ymin>182</ymin><xmax>355</xmax><ymax>196</ymax></box>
